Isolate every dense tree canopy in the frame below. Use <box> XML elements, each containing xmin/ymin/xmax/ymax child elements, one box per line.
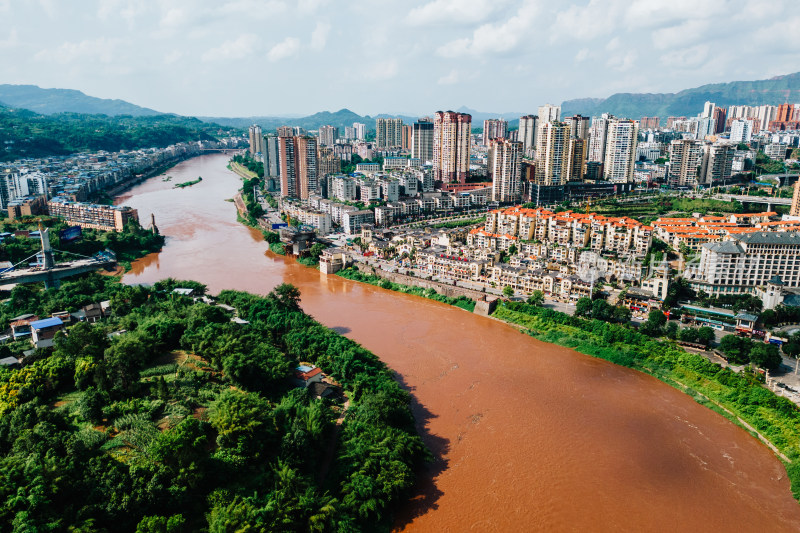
<box><xmin>0</xmin><ymin>275</ymin><xmax>429</xmax><ymax>531</ymax></box>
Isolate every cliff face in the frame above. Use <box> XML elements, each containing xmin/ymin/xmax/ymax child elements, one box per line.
<box><xmin>561</xmin><ymin>72</ymin><xmax>800</xmax><ymax>118</ymax></box>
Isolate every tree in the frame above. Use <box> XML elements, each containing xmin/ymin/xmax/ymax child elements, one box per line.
<box><xmin>640</xmin><ymin>309</ymin><xmax>667</xmax><ymax>336</ymax></box>
<box><xmin>749</xmin><ymin>343</ymin><xmax>782</xmax><ymax>370</ymax></box>
<box><xmin>575</xmin><ymin>297</ymin><xmax>592</xmax><ymax>318</ymax></box>
<box><xmin>502</xmin><ymin>285</ymin><xmax>514</xmax><ymax>298</ymax></box>
<box><xmin>719</xmin><ymin>335</ymin><xmax>752</xmax><ymax>364</ymax></box>
<box><xmin>695</xmin><ymin>327</ymin><xmax>716</xmax><ymax>346</ymax></box>
<box><xmin>308</xmin><ymin>242</ymin><xmax>327</xmax><ymax>260</ymax></box>
<box><xmin>526</xmin><ymin>290</ymin><xmax>545</xmax><ymax>307</ymax></box>
<box><xmin>270</xmin><ymin>283</ymin><xmax>301</xmax><ymax>310</ymax></box>
<box><xmin>507</xmin><ymin>244</ymin><xmax>518</xmax><ymax>256</ymax></box>
<box><xmin>665</xmin><ymin>322</ymin><xmax>679</xmax><ymax>339</ymax></box>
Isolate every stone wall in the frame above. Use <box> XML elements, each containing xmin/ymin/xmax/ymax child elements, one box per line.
<box><xmin>353</xmin><ymin>263</ymin><xmax>499</xmax><ymax>312</ymax></box>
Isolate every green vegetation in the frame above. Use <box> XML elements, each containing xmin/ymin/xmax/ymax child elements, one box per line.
<box><xmin>490</xmin><ymin>300</ymin><xmax>800</xmax><ymax>501</ymax></box>
<box><xmin>755</xmin><ymin>151</ymin><xmax>788</xmax><ymax>175</ymax></box>
<box><xmin>430</xmin><ymin>216</ymin><xmax>486</xmax><ymax>229</ymax></box>
<box><xmin>231</xmin><ymin>153</ymin><xmax>264</xmax><ymax>179</ymax></box>
<box><xmin>0</xmin><ymin>106</ymin><xmax>237</xmax><ymax>161</ymax></box>
<box><xmin>589</xmin><ymin>196</ymin><xmax>750</xmax><ymax>222</ymax></box>
<box><xmin>0</xmin><ymin>216</ymin><xmax>163</xmax><ymax>271</ymax></box>
<box><xmin>340</xmin><ymin>154</ymin><xmax>384</xmax><ymax>174</ymax></box>
<box><xmin>0</xmin><ymin>275</ymin><xmax>428</xmax><ymax>531</ymax></box>
<box><xmin>173</xmin><ymin>176</ymin><xmax>202</xmax><ymax>188</ymax></box>
<box><xmin>269</xmin><ymin>242</ymin><xmax>287</xmax><ymax>255</ymax></box>
<box><xmin>718</xmin><ymin>335</ymin><xmax>782</xmax><ymax>369</ymax></box>
<box><xmin>337</xmin><ymin>267</ymin><xmax>476</xmax><ymax>312</ymax></box>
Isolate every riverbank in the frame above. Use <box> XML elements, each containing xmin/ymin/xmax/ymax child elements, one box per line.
<box><xmin>119</xmin><ymin>153</ymin><xmax>800</xmax><ymax>530</ymax></box>
<box><xmin>336</xmin><ymin>266</ymin><xmax>477</xmax><ymax>312</ymax></box>
<box><xmin>491</xmin><ymin>300</ymin><xmax>800</xmax><ymax>500</ymax></box>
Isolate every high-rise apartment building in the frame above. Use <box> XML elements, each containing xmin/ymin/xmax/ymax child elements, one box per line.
<box><xmin>704</xmin><ymin>143</ymin><xmax>735</xmax><ymax>185</ymax></box>
<box><xmin>483</xmin><ymin>119</ymin><xmax>508</xmax><ymax>146</ymax></box>
<box><xmin>353</xmin><ymin>123</ymin><xmax>366</xmax><ymax>140</ymax></box>
<box><xmin>702</xmin><ymin>101</ymin><xmax>716</xmax><ymax>119</ymax></box>
<box><xmin>279</xmin><ymin>136</ymin><xmax>318</xmax><ymax>199</ymax></box>
<box><xmin>534</xmin><ymin>121</ymin><xmax>572</xmax><ymax>186</ymax></box>
<box><xmin>712</xmin><ymin>107</ymin><xmax>727</xmax><ymax>134</ymax></box>
<box><xmin>518</xmin><ymin>115</ymin><xmax>538</xmax><ymax>155</ymax></box>
<box><xmin>402</xmin><ymin>125</ymin><xmax>413</xmax><ymax>151</ymax></box>
<box><xmin>538</xmin><ymin>104</ymin><xmax>561</xmax><ymax>123</ymax></box>
<box><xmin>412</xmin><ymin>119</ymin><xmax>434</xmax><ymax>163</ymax></box>
<box><xmin>433</xmin><ymin>111</ymin><xmax>471</xmax><ymax>184</ymax></box>
<box><xmin>603</xmin><ymin>119</ymin><xmax>638</xmax><ymax>183</ymax></box>
<box><xmin>264</xmin><ymin>135</ymin><xmax>280</xmax><ymax>177</ymax></box>
<box><xmin>317</xmin><ymin>146</ymin><xmax>341</xmax><ymax>181</ymax></box>
<box><xmin>665</xmin><ymin>116</ymin><xmax>687</xmax><ymax>130</ymax></box>
<box><xmin>488</xmin><ymin>139</ymin><xmax>522</xmax><ymax>203</ymax></box>
<box><xmin>587</xmin><ymin>114</ymin><xmax>613</xmax><ymax>163</ymax></box>
<box><xmin>668</xmin><ymin>140</ymin><xmax>707</xmax><ymax>188</ymax></box>
<box><xmin>277</xmin><ymin>126</ymin><xmax>293</xmax><ymax>137</ymax></box>
<box><xmin>698</xmin><ymin>117</ymin><xmax>716</xmax><ymax>138</ymax></box>
<box><xmin>248</xmin><ymin>125</ymin><xmax>264</xmax><ymax>157</ymax></box>
<box><xmin>376</xmin><ymin>118</ymin><xmax>403</xmax><ymax>149</ymax></box>
<box><xmin>640</xmin><ymin>117</ymin><xmax>660</xmax><ymax>130</ymax></box>
<box><xmin>318</xmin><ymin>125</ymin><xmax>338</xmax><ymax>147</ymax></box>
<box><xmin>730</xmin><ymin>120</ymin><xmax>753</xmax><ymax>143</ymax></box>
<box><xmin>564</xmin><ymin>115</ymin><xmax>590</xmax><ymax>140</ymax></box>
<box><xmin>569</xmin><ymin>138</ymin><xmax>586</xmax><ymax>180</ymax></box>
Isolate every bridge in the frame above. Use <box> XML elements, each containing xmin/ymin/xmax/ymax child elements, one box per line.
<box><xmin>0</xmin><ymin>227</ymin><xmax>117</xmax><ymax>289</ymax></box>
<box><xmin>712</xmin><ymin>194</ymin><xmax>792</xmax><ymax>210</ymax></box>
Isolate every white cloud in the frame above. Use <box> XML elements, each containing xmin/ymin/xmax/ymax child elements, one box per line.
<box><xmin>35</xmin><ymin>38</ymin><xmax>120</xmax><ymax>64</ymax></box>
<box><xmin>651</xmin><ymin>19</ymin><xmax>710</xmax><ymax>50</ymax></box>
<box><xmin>406</xmin><ymin>0</ymin><xmax>507</xmax><ymax>26</ymax></box>
<box><xmin>298</xmin><ymin>0</ymin><xmax>327</xmax><ymax>14</ymax></box>
<box><xmin>217</xmin><ymin>0</ymin><xmax>287</xmax><ymax>19</ymax></box>
<box><xmin>436</xmin><ymin>0</ymin><xmax>538</xmax><ymax>57</ymax></box>
<box><xmin>163</xmin><ymin>50</ymin><xmax>183</xmax><ymax>65</ymax></box>
<box><xmin>363</xmin><ymin>60</ymin><xmax>398</xmax><ymax>81</ymax></box>
<box><xmin>575</xmin><ymin>48</ymin><xmax>590</xmax><ymax>62</ymax></box>
<box><xmin>0</xmin><ymin>28</ymin><xmax>18</xmax><ymax>49</ymax></box>
<box><xmin>659</xmin><ymin>44</ymin><xmax>710</xmax><ymax>69</ymax></box>
<box><xmin>202</xmin><ymin>34</ymin><xmax>260</xmax><ymax>62</ymax></box>
<box><xmin>268</xmin><ymin>36</ymin><xmax>300</xmax><ymax>62</ymax></box>
<box><xmin>438</xmin><ymin>69</ymin><xmax>459</xmax><ymax>84</ymax></box>
<box><xmin>310</xmin><ymin>22</ymin><xmax>330</xmax><ymax>51</ymax></box>
<box><xmin>606</xmin><ymin>50</ymin><xmax>637</xmax><ymax>72</ymax></box>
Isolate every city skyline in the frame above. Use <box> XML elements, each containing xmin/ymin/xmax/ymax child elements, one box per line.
<box><xmin>1</xmin><ymin>0</ymin><xmax>798</xmax><ymax>117</ymax></box>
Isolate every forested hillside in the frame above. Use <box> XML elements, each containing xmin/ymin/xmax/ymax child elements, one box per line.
<box><xmin>0</xmin><ymin>106</ymin><xmax>239</xmax><ymax>161</ymax></box>
<box><xmin>0</xmin><ymin>276</ymin><xmax>428</xmax><ymax>531</ymax></box>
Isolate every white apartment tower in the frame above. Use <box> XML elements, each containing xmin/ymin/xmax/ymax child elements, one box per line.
<box><xmin>534</xmin><ymin>121</ymin><xmax>572</xmax><ymax>186</ymax></box>
<box><xmin>587</xmin><ymin>114</ymin><xmax>613</xmax><ymax>163</ymax></box>
<box><xmin>603</xmin><ymin>119</ymin><xmax>638</xmax><ymax>183</ymax></box>
<box><xmin>376</xmin><ymin>118</ymin><xmax>403</xmax><ymax>149</ymax></box>
<box><xmin>730</xmin><ymin>120</ymin><xmax>753</xmax><ymax>143</ymax></box>
<box><xmin>518</xmin><ymin>115</ymin><xmax>538</xmax><ymax>156</ymax></box>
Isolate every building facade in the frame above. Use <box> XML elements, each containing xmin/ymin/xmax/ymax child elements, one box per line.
<box><xmin>433</xmin><ymin>111</ymin><xmax>471</xmax><ymax>184</ymax></box>
<box><xmin>489</xmin><ymin>139</ymin><xmax>522</xmax><ymax>203</ymax></box>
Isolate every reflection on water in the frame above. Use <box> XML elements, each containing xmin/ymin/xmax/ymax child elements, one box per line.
<box><xmin>120</xmin><ymin>153</ymin><xmax>800</xmax><ymax>532</ymax></box>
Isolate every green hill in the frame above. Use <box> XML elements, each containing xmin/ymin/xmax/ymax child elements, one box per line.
<box><xmin>0</xmin><ymin>84</ymin><xmax>161</xmax><ymax>116</ymax></box>
<box><xmin>561</xmin><ymin>72</ymin><xmax>800</xmax><ymax>118</ymax></box>
<box><xmin>0</xmin><ymin>106</ymin><xmax>238</xmax><ymax>161</ymax></box>
<box><xmin>198</xmin><ymin>108</ymin><xmax>419</xmax><ymax>132</ymax></box>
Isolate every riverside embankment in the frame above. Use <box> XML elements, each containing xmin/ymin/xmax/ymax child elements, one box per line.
<box><xmin>118</xmin><ymin>153</ymin><xmax>800</xmax><ymax>532</ymax></box>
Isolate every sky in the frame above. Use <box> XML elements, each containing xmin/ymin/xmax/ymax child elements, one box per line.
<box><xmin>0</xmin><ymin>0</ymin><xmax>798</xmax><ymax>117</ymax></box>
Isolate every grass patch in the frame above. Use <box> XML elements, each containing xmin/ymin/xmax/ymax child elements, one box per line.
<box><xmin>269</xmin><ymin>242</ymin><xmax>286</xmax><ymax>255</ymax></box>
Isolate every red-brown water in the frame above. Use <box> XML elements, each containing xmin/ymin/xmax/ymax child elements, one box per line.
<box><xmin>119</xmin><ymin>154</ymin><xmax>800</xmax><ymax>532</ymax></box>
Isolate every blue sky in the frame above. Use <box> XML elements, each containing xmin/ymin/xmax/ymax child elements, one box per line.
<box><xmin>0</xmin><ymin>0</ymin><xmax>797</xmax><ymax>117</ymax></box>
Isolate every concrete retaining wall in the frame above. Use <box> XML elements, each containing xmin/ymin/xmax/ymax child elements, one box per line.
<box><xmin>353</xmin><ymin>263</ymin><xmax>498</xmax><ymax>315</ymax></box>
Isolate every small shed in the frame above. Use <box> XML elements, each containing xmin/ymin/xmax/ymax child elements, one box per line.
<box><xmin>294</xmin><ymin>365</ymin><xmax>324</xmax><ymax>387</ymax></box>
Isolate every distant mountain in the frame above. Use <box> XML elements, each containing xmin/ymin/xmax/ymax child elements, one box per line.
<box><xmin>561</xmin><ymin>72</ymin><xmax>800</xmax><ymax>119</ymax></box>
<box><xmin>0</xmin><ymin>84</ymin><xmax>161</xmax><ymax>116</ymax></box>
<box><xmin>197</xmin><ymin>108</ymin><xmax>419</xmax><ymax>132</ymax></box>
